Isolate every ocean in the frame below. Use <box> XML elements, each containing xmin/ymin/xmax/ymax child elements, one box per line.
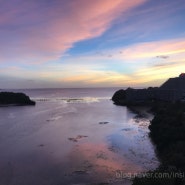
<box><xmin>0</xmin><ymin>88</ymin><xmax>159</xmax><ymax>185</ymax></box>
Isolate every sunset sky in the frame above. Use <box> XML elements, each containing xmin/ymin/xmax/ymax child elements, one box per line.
<box><xmin>0</xmin><ymin>0</ymin><xmax>185</xmax><ymax>88</ymax></box>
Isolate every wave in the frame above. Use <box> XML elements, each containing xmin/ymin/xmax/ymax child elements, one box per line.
<box><xmin>32</xmin><ymin>97</ymin><xmax>110</xmax><ymax>103</ymax></box>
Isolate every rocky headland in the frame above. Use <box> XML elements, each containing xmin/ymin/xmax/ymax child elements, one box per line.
<box><xmin>112</xmin><ymin>73</ymin><xmax>185</xmax><ymax>106</ymax></box>
<box><xmin>112</xmin><ymin>74</ymin><xmax>185</xmax><ymax>185</ymax></box>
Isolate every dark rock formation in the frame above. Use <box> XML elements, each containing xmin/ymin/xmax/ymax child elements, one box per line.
<box><xmin>112</xmin><ymin>74</ymin><xmax>185</xmax><ymax>105</ymax></box>
<box><xmin>0</xmin><ymin>92</ymin><xmax>35</xmax><ymax>106</ymax></box>
<box><xmin>160</xmin><ymin>74</ymin><xmax>185</xmax><ymax>100</ymax></box>
<box><xmin>112</xmin><ymin>87</ymin><xmax>158</xmax><ymax>105</ymax></box>
<box><xmin>112</xmin><ymin>74</ymin><xmax>185</xmax><ymax>185</ymax></box>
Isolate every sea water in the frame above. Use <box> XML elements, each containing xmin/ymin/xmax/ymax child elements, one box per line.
<box><xmin>0</xmin><ymin>88</ymin><xmax>159</xmax><ymax>185</ymax></box>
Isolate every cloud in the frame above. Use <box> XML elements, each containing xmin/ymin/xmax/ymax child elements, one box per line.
<box><xmin>0</xmin><ymin>0</ymin><xmax>146</xmax><ymax>63</ymax></box>
<box><xmin>46</xmin><ymin>37</ymin><xmax>185</xmax><ymax>87</ymax></box>
<box><xmin>61</xmin><ymin>70</ymin><xmax>129</xmax><ymax>85</ymax></box>
<box><xmin>133</xmin><ymin>60</ymin><xmax>185</xmax><ymax>85</ymax></box>
<box><xmin>156</xmin><ymin>55</ymin><xmax>169</xmax><ymax>59</ymax></box>
<box><xmin>60</xmin><ymin>38</ymin><xmax>185</xmax><ymax>87</ymax></box>
<box><xmin>104</xmin><ymin>0</ymin><xmax>185</xmax><ymax>44</ymax></box>
<box><xmin>101</xmin><ymin>38</ymin><xmax>185</xmax><ymax>62</ymax></box>
<box><xmin>1</xmin><ymin>0</ymin><xmax>185</xmax><ymax>88</ymax></box>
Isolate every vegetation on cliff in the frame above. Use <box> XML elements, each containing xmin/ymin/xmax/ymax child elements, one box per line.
<box><xmin>133</xmin><ymin>102</ymin><xmax>185</xmax><ymax>185</ymax></box>
<box><xmin>150</xmin><ymin>102</ymin><xmax>185</xmax><ymax>170</ymax></box>
<box><xmin>0</xmin><ymin>92</ymin><xmax>35</xmax><ymax>106</ymax></box>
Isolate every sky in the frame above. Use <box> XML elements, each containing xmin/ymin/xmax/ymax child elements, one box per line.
<box><xmin>0</xmin><ymin>0</ymin><xmax>185</xmax><ymax>89</ymax></box>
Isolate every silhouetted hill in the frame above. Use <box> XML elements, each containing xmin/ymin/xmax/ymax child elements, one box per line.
<box><xmin>112</xmin><ymin>74</ymin><xmax>185</xmax><ymax>104</ymax></box>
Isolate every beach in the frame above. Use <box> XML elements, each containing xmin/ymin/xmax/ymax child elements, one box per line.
<box><xmin>0</xmin><ymin>88</ymin><xmax>159</xmax><ymax>185</ymax></box>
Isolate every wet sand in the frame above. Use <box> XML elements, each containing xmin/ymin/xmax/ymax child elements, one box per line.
<box><xmin>0</xmin><ymin>89</ymin><xmax>159</xmax><ymax>185</ymax></box>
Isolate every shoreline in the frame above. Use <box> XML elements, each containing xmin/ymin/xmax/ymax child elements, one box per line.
<box><xmin>113</xmin><ymin>101</ymin><xmax>185</xmax><ymax>185</ymax></box>
<box><xmin>127</xmin><ymin>105</ymin><xmax>153</xmax><ymax>120</ymax></box>
<box><xmin>112</xmin><ymin>87</ymin><xmax>185</xmax><ymax>184</ymax></box>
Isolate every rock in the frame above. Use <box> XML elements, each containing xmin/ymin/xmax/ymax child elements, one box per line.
<box><xmin>72</xmin><ymin>170</ymin><xmax>88</xmax><ymax>175</ymax></box>
<box><xmin>68</xmin><ymin>135</ymin><xmax>88</xmax><ymax>142</ymax></box>
<box><xmin>38</xmin><ymin>144</ymin><xmax>44</xmax><ymax>147</ymax></box>
<box><xmin>0</xmin><ymin>92</ymin><xmax>35</xmax><ymax>106</ymax></box>
<box><xmin>99</xmin><ymin>122</ymin><xmax>109</xmax><ymax>124</ymax></box>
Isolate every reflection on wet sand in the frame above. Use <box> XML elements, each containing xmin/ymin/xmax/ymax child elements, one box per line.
<box><xmin>0</xmin><ymin>88</ymin><xmax>159</xmax><ymax>185</ymax></box>
<box><xmin>65</xmin><ymin>142</ymin><xmax>143</xmax><ymax>184</ymax></box>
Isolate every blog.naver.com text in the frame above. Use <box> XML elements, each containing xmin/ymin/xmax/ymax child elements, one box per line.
<box><xmin>115</xmin><ymin>171</ymin><xmax>185</xmax><ymax>179</ymax></box>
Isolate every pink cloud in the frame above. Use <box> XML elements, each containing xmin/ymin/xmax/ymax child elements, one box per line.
<box><xmin>0</xmin><ymin>0</ymin><xmax>147</xmax><ymax>63</ymax></box>
<box><xmin>117</xmin><ymin>38</ymin><xmax>185</xmax><ymax>60</ymax></box>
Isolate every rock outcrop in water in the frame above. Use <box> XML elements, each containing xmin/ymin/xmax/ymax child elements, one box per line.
<box><xmin>0</xmin><ymin>92</ymin><xmax>35</xmax><ymax>106</ymax></box>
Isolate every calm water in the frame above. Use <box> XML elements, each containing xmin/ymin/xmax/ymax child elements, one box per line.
<box><xmin>0</xmin><ymin>88</ymin><xmax>159</xmax><ymax>185</ymax></box>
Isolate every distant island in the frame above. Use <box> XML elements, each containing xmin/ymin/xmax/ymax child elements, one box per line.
<box><xmin>0</xmin><ymin>92</ymin><xmax>36</xmax><ymax>106</ymax></box>
<box><xmin>112</xmin><ymin>73</ymin><xmax>185</xmax><ymax>105</ymax></box>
